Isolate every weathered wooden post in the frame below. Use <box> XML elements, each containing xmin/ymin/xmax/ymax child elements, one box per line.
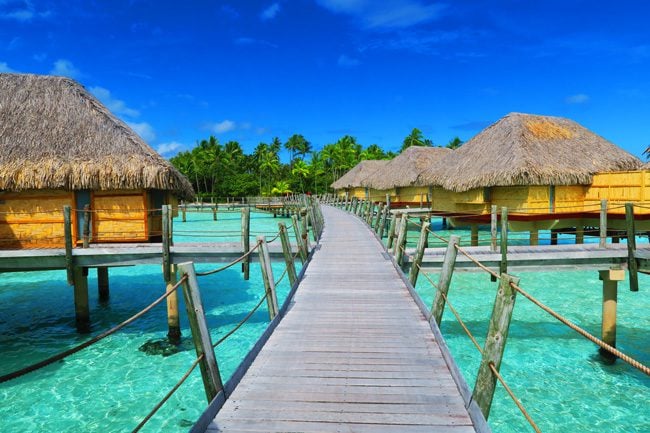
<box><xmin>470</xmin><ymin>224</ymin><xmax>479</xmax><ymax>247</ymax></box>
<box><xmin>292</xmin><ymin>214</ymin><xmax>307</xmax><ymax>262</ymax></box>
<box><xmin>576</xmin><ymin>225</ymin><xmax>584</xmax><ymax>244</ymax></box>
<box><xmin>500</xmin><ymin>207</ymin><xmax>508</xmax><ymax>276</ymax></box>
<box><xmin>378</xmin><ymin>205</ymin><xmax>389</xmax><ymax>239</ymax></box>
<box><xmin>490</xmin><ymin>205</ymin><xmax>497</xmax><ymax>252</ymax></box>
<box><xmin>529</xmin><ymin>229</ymin><xmax>539</xmax><ymax>246</ymax></box>
<box><xmin>386</xmin><ymin>193</ymin><xmax>391</xmax><ymax>211</ymax></box>
<box><xmin>162</xmin><ymin>205</ymin><xmax>171</xmax><ymax>283</ymax></box>
<box><xmin>165</xmin><ymin>264</ymin><xmax>181</xmax><ymax>344</ymax></box>
<box><xmin>409</xmin><ymin>220</ymin><xmax>430</xmax><ymax>286</ymax></box>
<box><xmin>212</xmin><ymin>203</ymin><xmax>218</xmax><ymax>221</ymax></box>
<box><xmin>178</xmin><ymin>262</ymin><xmax>223</xmax><ymax>402</ymax></box>
<box><xmin>97</xmin><ymin>267</ymin><xmax>109</xmax><ymax>303</ymax></box>
<box><xmin>309</xmin><ymin>205</ymin><xmax>319</xmax><ymax>241</ymax></box>
<box><xmin>600</xmin><ymin>199</ymin><xmax>608</xmax><ymax>248</ymax></box>
<box><xmin>472</xmin><ymin>273</ymin><xmax>520</xmax><ymax>419</ymax></box>
<box><xmin>301</xmin><ymin>210</ymin><xmax>311</xmax><ymax>253</ymax></box>
<box><xmin>550</xmin><ymin>229</ymin><xmax>558</xmax><ymax>245</ymax></box>
<box><xmin>182</xmin><ymin>204</ymin><xmax>187</xmax><ymax>222</ymax></box>
<box><xmin>365</xmin><ymin>201</ymin><xmax>373</xmax><ymax>225</ymax></box>
<box><xmin>598</xmin><ymin>268</ymin><xmax>624</xmax><ymax>363</ymax></box>
<box><xmin>430</xmin><ymin>235</ymin><xmax>460</xmax><ymax>325</ymax></box>
<box><xmin>82</xmin><ymin>204</ymin><xmax>91</xmax><ymax>248</ymax></box>
<box><xmin>394</xmin><ymin>214</ymin><xmax>409</xmax><ymax>266</ymax></box>
<box><xmin>63</xmin><ymin>205</ymin><xmax>74</xmax><ymax>285</ymax></box>
<box><xmin>72</xmin><ymin>266</ymin><xmax>90</xmax><ymax>333</ymax></box>
<box><xmin>374</xmin><ymin>203</ymin><xmax>384</xmax><ymax>233</ymax></box>
<box><xmin>241</xmin><ymin>207</ymin><xmax>250</xmax><ymax>280</ymax></box>
<box><xmin>257</xmin><ymin>236</ymin><xmax>279</xmax><ymax>319</ymax></box>
<box><xmin>387</xmin><ymin>213</ymin><xmax>398</xmax><ymax>248</ymax></box>
<box><xmin>625</xmin><ymin>203</ymin><xmax>639</xmax><ymax>292</ymax></box>
<box><xmin>279</xmin><ymin>223</ymin><xmax>298</xmax><ymax>287</ymax></box>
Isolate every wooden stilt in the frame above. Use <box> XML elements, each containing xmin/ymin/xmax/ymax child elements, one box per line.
<box><xmin>625</xmin><ymin>203</ymin><xmax>639</xmax><ymax>292</ymax></box>
<box><xmin>431</xmin><ymin>235</ymin><xmax>460</xmax><ymax>325</ymax></box>
<box><xmin>394</xmin><ymin>215</ymin><xmax>409</xmax><ymax>267</ymax></box>
<box><xmin>241</xmin><ymin>207</ymin><xmax>250</xmax><ymax>280</ymax></box>
<box><xmin>73</xmin><ymin>266</ymin><xmax>90</xmax><ymax>333</ymax></box>
<box><xmin>213</xmin><ymin>204</ymin><xmax>218</xmax><ymax>221</ymax></box>
<box><xmin>550</xmin><ymin>230</ymin><xmax>558</xmax><ymax>245</ymax></box>
<box><xmin>470</xmin><ymin>224</ymin><xmax>479</xmax><ymax>247</ymax></box>
<box><xmin>166</xmin><ymin>264</ymin><xmax>181</xmax><ymax>344</ymax></box>
<box><xmin>598</xmin><ymin>268</ymin><xmax>624</xmax><ymax>363</ymax></box>
<box><xmin>278</xmin><ymin>223</ymin><xmax>298</xmax><ymax>287</ymax></box>
<box><xmin>500</xmin><ymin>207</ymin><xmax>508</xmax><ymax>277</ymax></box>
<box><xmin>64</xmin><ymin>205</ymin><xmax>74</xmax><ymax>285</ymax></box>
<box><xmin>409</xmin><ymin>220</ymin><xmax>430</xmax><ymax>286</ymax></box>
<box><xmin>387</xmin><ymin>213</ymin><xmax>398</xmax><ymax>249</ymax></box>
<box><xmin>490</xmin><ymin>205</ymin><xmax>497</xmax><ymax>252</ymax></box>
<box><xmin>576</xmin><ymin>225</ymin><xmax>584</xmax><ymax>244</ymax></box>
<box><xmin>529</xmin><ymin>229</ymin><xmax>539</xmax><ymax>246</ymax></box>
<box><xmin>292</xmin><ymin>214</ymin><xmax>307</xmax><ymax>262</ymax></box>
<box><xmin>600</xmin><ymin>200</ymin><xmax>608</xmax><ymax>248</ymax></box>
<box><xmin>182</xmin><ymin>205</ymin><xmax>187</xmax><ymax>222</ymax></box>
<box><xmin>83</xmin><ymin>204</ymin><xmax>91</xmax><ymax>248</ymax></box>
<box><xmin>97</xmin><ymin>267</ymin><xmax>109</xmax><ymax>303</ymax></box>
<box><xmin>257</xmin><ymin>236</ymin><xmax>279</xmax><ymax>319</ymax></box>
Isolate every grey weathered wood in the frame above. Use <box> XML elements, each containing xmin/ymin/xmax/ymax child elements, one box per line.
<box><xmin>431</xmin><ymin>235</ymin><xmax>460</xmax><ymax>325</ymax></box>
<box><xmin>241</xmin><ymin>207</ymin><xmax>251</xmax><ymax>280</ymax></box>
<box><xmin>257</xmin><ymin>236</ymin><xmax>279</xmax><ymax>319</ymax></box>
<box><xmin>378</xmin><ymin>204</ymin><xmax>389</xmax><ymax>239</ymax></box>
<box><xmin>292</xmin><ymin>214</ymin><xmax>307</xmax><ymax>263</ymax></box>
<box><xmin>279</xmin><ymin>223</ymin><xmax>298</xmax><ymax>287</ymax></box>
<box><xmin>600</xmin><ymin>200</ymin><xmax>608</xmax><ymax>248</ymax></box>
<box><xmin>490</xmin><ymin>205</ymin><xmax>497</xmax><ymax>252</ymax></box>
<box><xmin>394</xmin><ymin>214</ymin><xmax>409</xmax><ymax>266</ymax></box>
<box><xmin>598</xmin><ymin>268</ymin><xmax>624</xmax><ymax>362</ymax></box>
<box><xmin>409</xmin><ymin>220</ymin><xmax>430</xmax><ymax>286</ymax></box>
<box><xmin>500</xmin><ymin>207</ymin><xmax>508</xmax><ymax>276</ymax></box>
<box><xmin>213</xmin><ymin>203</ymin><xmax>218</xmax><ymax>221</ymax></box>
<box><xmin>386</xmin><ymin>213</ymin><xmax>398</xmax><ymax>249</ymax></box>
<box><xmin>301</xmin><ymin>210</ymin><xmax>311</xmax><ymax>253</ymax></box>
<box><xmin>625</xmin><ymin>202</ymin><xmax>639</xmax><ymax>292</ymax></box>
<box><xmin>162</xmin><ymin>205</ymin><xmax>171</xmax><ymax>282</ymax></box>
<box><xmin>309</xmin><ymin>205</ymin><xmax>319</xmax><ymax>242</ymax></box>
<box><xmin>72</xmin><ymin>266</ymin><xmax>90</xmax><ymax>332</ymax></box>
<box><xmin>386</xmin><ymin>193</ymin><xmax>391</xmax><ymax>211</ymax></box>
<box><xmin>82</xmin><ymin>204</ymin><xmax>91</xmax><ymax>248</ymax></box>
<box><xmin>166</xmin><ymin>263</ymin><xmax>181</xmax><ymax>344</ymax></box>
<box><xmin>63</xmin><ymin>205</ymin><xmax>74</xmax><ymax>285</ymax></box>
<box><xmin>365</xmin><ymin>201</ymin><xmax>373</xmax><ymax>225</ymax></box>
<box><xmin>179</xmin><ymin>261</ymin><xmax>223</xmax><ymax>402</ymax></box>
<box><xmin>472</xmin><ymin>273</ymin><xmax>520</xmax><ymax>419</ymax></box>
<box><xmin>374</xmin><ymin>203</ymin><xmax>384</xmax><ymax>233</ymax></box>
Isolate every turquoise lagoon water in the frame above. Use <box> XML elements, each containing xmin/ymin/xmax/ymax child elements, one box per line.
<box><xmin>0</xmin><ymin>210</ymin><xmax>301</xmax><ymax>432</ymax></box>
<box><xmin>0</xmin><ymin>210</ymin><xmax>648</xmax><ymax>432</ymax></box>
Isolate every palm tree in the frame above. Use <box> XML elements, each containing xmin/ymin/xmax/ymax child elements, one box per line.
<box><xmin>401</xmin><ymin>128</ymin><xmax>425</xmax><ymax>152</ymax></box>
<box><xmin>291</xmin><ymin>159</ymin><xmax>310</xmax><ymax>193</ymax></box>
<box><xmin>271</xmin><ymin>180</ymin><xmax>292</xmax><ymax>196</ymax></box>
<box><xmin>446</xmin><ymin>136</ymin><xmax>463</xmax><ymax>149</ymax></box>
<box><xmin>360</xmin><ymin>144</ymin><xmax>387</xmax><ymax>160</ymax></box>
<box><xmin>259</xmin><ymin>148</ymin><xmax>280</xmax><ymax>195</ymax></box>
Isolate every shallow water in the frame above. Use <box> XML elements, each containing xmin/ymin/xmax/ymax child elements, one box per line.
<box><xmin>0</xmin><ymin>211</ymin><xmax>648</xmax><ymax>432</ymax></box>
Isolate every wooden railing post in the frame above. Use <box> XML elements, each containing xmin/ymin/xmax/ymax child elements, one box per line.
<box><xmin>241</xmin><ymin>207</ymin><xmax>250</xmax><ymax>280</ymax></box>
<box><xmin>490</xmin><ymin>205</ymin><xmax>497</xmax><ymax>252</ymax></box>
<box><xmin>378</xmin><ymin>205</ymin><xmax>389</xmax><ymax>239</ymax></box>
<box><xmin>257</xmin><ymin>236</ymin><xmax>279</xmax><ymax>319</ymax></box>
<box><xmin>162</xmin><ymin>205</ymin><xmax>171</xmax><ymax>282</ymax></box>
<box><xmin>365</xmin><ymin>201</ymin><xmax>373</xmax><ymax>225</ymax></box>
<box><xmin>178</xmin><ymin>261</ymin><xmax>223</xmax><ymax>402</ymax></box>
<box><xmin>374</xmin><ymin>203</ymin><xmax>384</xmax><ymax>233</ymax></box>
<box><xmin>387</xmin><ymin>213</ymin><xmax>398</xmax><ymax>248</ymax></box>
<box><xmin>82</xmin><ymin>204</ymin><xmax>91</xmax><ymax>248</ymax></box>
<box><xmin>301</xmin><ymin>210</ymin><xmax>311</xmax><ymax>253</ymax></box>
<box><xmin>625</xmin><ymin>203</ymin><xmax>639</xmax><ymax>292</ymax></box>
<box><xmin>279</xmin><ymin>223</ymin><xmax>298</xmax><ymax>287</ymax></box>
<box><xmin>409</xmin><ymin>220</ymin><xmax>430</xmax><ymax>286</ymax></box>
<box><xmin>600</xmin><ymin>199</ymin><xmax>608</xmax><ymax>248</ymax></box>
<box><xmin>394</xmin><ymin>214</ymin><xmax>409</xmax><ymax>266</ymax></box>
<box><xmin>472</xmin><ymin>273</ymin><xmax>520</xmax><ymax>419</ymax></box>
<box><xmin>309</xmin><ymin>205</ymin><xmax>319</xmax><ymax>242</ymax></box>
<box><xmin>430</xmin><ymin>235</ymin><xmax>460</xmax><ymax>325</ymax></box>
<box><xmin>63</xmin><ymin>205</ymin><xmax>74</xmax><ymax>285</ymax></box>
<box><xmin>292</xmin><ymin>214</ymin><xmax>307</xmax><ymax>262</ymax></box>
<box><xmin>500</xmin><ymin>207</ymin><xmax>508</xmax><ymax>276</ymax></box>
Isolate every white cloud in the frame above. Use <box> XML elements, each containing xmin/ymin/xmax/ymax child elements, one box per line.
<box><xmin>316</xmin><ymin>0</ymin><xmax>445</xmax><ymax>29</ymax></box>
<box><xmin>126</xmin><ymin>121</ymin><xmax>156</xmax><ymax>142</ymax></box>
<box><xmin>209</xmin><ymin>120</ymin><xmax>237</xmax><ymax>134</ymax></box>
<box><xmin>565</xmin><ymin>93</ymin><xmax>590</xmax><ymax>104</ymax></box>
<box><xmin>90</xmin><ymin>86</ymin><xmax>140</xmax><ymax>117</ymax></box>
<box><xmin>156</xmin><ymin>141</ymin><xmax>183</xmax><ymax>156</ymax></box>
<box><xmin>0</xmin><ymin>61</ymin><xmax>16</xmax><ymax>73</ymax></box>
<box><xmin>0</xmin><ymin>1</ymin><xmax>52</xmax><ymax>22</ymax></box>
<box><xmin>338</xmin><ymin>54</ymin><xmax>361</xmax><ymax>67</ymax></box>
<box><xmin>49</xmin><ymin>59</ymin><xmax>80</xmax><ymax>78</ymax></box>
<box><xmin>260</xmin><ymin>3</ymin><xmax>280</xmax><ymax>20</ymax></box>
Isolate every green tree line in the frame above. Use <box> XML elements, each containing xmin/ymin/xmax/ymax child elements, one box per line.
<box><xmin>169</xmin><ymin>129</ymin><xmax>462</xmax><ymax>200</ymax></box>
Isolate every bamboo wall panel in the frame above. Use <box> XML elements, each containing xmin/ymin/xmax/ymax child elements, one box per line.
<box><xmin>93</xmin><ymin>191</ymin><xmax>147</xmax><ymax>242</ymax></box>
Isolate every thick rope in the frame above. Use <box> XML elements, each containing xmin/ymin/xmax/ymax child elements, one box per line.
<box><xmin>510</xmin><ymin>281</ymin><xmax>650</xmax><ymax>376</ymax></box>
<box><xmin>195</xmin><ymin>241</ymin><xmax>261</xmax><ymax>276</ymax></box>
<box><xmin>454</xmin><ymin>244</ymin><xmax>500</xmax><ymax>279</ymax></box>
<box><xmin>440</xmin><ymin>291</ymin><xmax>483</xmax><ymax>354</ymax></box>
<box><xmin>489</xmin><ymin>362</ymin><xmax>542</xmax><ymax>433</ymax></box>
<box><xmin>0</xmin><ymin>275</ymin><xmax>187</xmax><ymax>384</ymax></box>
<box><xmin>426</xmin><ymin>226</ymin><xmax>449</xmax><ymax>243</ymax></box>
<box><xmin>213</xmin><ymin>294</ymin><xmax>268</xmax><ymax>348</ymax></box>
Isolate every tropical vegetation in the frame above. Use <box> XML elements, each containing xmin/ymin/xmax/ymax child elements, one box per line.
<box><xmin>169</xmin><ymin>130</ymin><xmax>462</xmax><ymax>200</ymax></box>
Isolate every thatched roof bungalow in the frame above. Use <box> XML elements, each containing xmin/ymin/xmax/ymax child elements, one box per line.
<box><xmin>0</xmin><ymin>73</ymin><xmax>194</xmax><ymax>248</ymax></box>
<box><xmin>331</xmin><ymin>160</ymin><xmax>388</xmax><ymax>199</ymax></box>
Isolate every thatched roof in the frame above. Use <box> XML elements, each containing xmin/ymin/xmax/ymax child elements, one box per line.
<box><xmin>363</xmin><ymin>146</ymin><xmax>452</xmax><ymax>189</ymax></box>
<box><xmin>330</xmin><ymin>160</ymin><xmax>389</xmax><ymax>189</ymax></box>
<box><xmin>0</xmin><ymin>73</ymin><xmax>194</xmax><ymax>199</ymax></box>
<box><xmin>423</xmin><ymin>112</ymin><xmax>642</xmax><ymax>192</ymax></box>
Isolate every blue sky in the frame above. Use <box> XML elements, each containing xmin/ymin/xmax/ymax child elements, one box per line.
<box><xmin>1</xmin><ymin>0</ymin><xmax>649</xmax><ymax>160</ymax></box>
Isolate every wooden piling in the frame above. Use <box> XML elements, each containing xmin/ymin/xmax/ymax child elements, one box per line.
<box><xmin>213</xmin><ymin>204</ymin><xmax>218</xmax><ymax>221</ymax></box>
<box><xmin>82</xmin><ymin>204</ymin><xmax>91</xmax><ymax>248</ymax></box>
<box><xmin>374</xmin><ymin>203</ymin><xmax>384</xmax><ymax>233</ymax></box>
<box><xmin>166</xmin><ymin>264</ymin><xmax>181</xmax><ymax>344</ymax></box>
<box><xmin>387</xmin><ymin>213</ymin><xmax>398</xmax><ymax>249</ymax></box>
<box><xmin>241</xmin><ymin>207</ymin><xmax>250</xmax><ymax>280</ymax></box>
<box><xmin>73</xmin><ymin>266</ymin><xmax>90</xmax><ymax>333</ymax></box>
<box><xmin>490</xmin><ymin>205</ymin><xmax>497</xmax><ymax>252</ymax></box>
<box><xmin>162</xmin><ymin>205</ymin><xmax>171</xmax><ymax>282</ymax></box>
<box><xmin>292</xmin><ymin>214</ymin><xmax>307</xmax><ymax>262</ymax></box>
<box><xmin>625</xmin><ymin>203</ymin><xmax>639</xmax><ymax>292</ymax></box>
<box><xmin>301</xmin><ymin>210</ymin><xmax>311</xmax><ymax>253</ymax></box>
<box><xmin>550</xmin><ymin>230</ymin><xmax>558</xmax><ymax>245</ymax></box>
<box><xmin>257</xmin><ymin>236</ymin><xmax>279</xmax><ymax>319</ymax></box>
<box><xmin>178</xmin><ymin>261</ymin><xmax>223</xmax><ymax>402</ymax></box>
<box><xmin>386</xmin><ymin>194</ymin><xmax>391</xmax><ymax>211</ymax></box>
<box><xmin>64</xmin><ymin>205</ymin><xmax>74</xmax><ymax>285</ymax></box>
<box><xmin>470</xmin><ymin>224</ymin><xmax>479</xmax><ymax>247</ymax></box>
<box><xmin>598</xmin><ymin>268</ymin><xmax>624</xmax><ymax>362</ymax></box>
<box><xmin>500</xmin><ymin>207</ymin><xmax>508</xmax><ymax>276</ymax></box>
<box><xmin>576</xmin><ymin>225</ymin><xmax>584</xmax><ymax>244</ymax></box>
<box><xmin>279</xmin><ymin>223</ymin><xmax>298</xmax><ymax>287</ymax></box>
<box><xmin>472</xmin><ymin>273</ymin><xmax>520</xmax><ymax>419</ymax></box>
<box><xmin>430</xmin><ymin>235</ymin><xmax>460</xmax><ymax>325</ymax></box>
<box><xmin>394</xmin><ymin>214</ymin><xmax>408</xmax><ymax>265</ymax></box>
<box><xmin>600</xmin><ymin>200</ymin><xmax>608</xmax><ymax>248</ymax></box>
<box><xmin>409</xmin><ymin>220</ymin><xmax>430</xmax><ymax>286</ymax></box>
<box><xmin>97</xmin><ymin>267</ymin><xmax>109</xmax><ymax>303</ymax></box>
<box><xmin>529</xmin><ymin>229</ymin><xmax>539</xmax><ymax>246</ymax></box>
<box><xmin>182</xmin><ymin>205</ymin><xmax>187</xmax><ymax>222</ymax></box>
<box><xmin>378</xmin><ymin>205</ymin><xmax>389</xmax><ymax>239</ymax></box>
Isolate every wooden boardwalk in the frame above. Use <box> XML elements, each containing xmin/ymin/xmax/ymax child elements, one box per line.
<box><xmin>204</xmin><ymin>206</ymin><xmax>487</xmax><ymax>432</ymax></box>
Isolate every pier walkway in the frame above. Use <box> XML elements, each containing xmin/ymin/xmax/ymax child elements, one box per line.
<box><xmin>204</xmin><ymin>206</ymin><xmax>486</xmax><ymax>432</ymax></box>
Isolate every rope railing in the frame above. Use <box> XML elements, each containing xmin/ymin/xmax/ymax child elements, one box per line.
<box><xmin>454</xmin><ymin>245</ymin><xmax>500</xmax><ymax>279</ymax></box>
<box><xmin>0</xmin><ymin>275</ymin><xmax>188</xmax><ymax>384</ymax></box>
<box><xmin>488</xmin><ymin>362</ymin><xmax>542</xmax><ymax>433</ymax></box>
<box><xmin>195</xmin><ymin>241</ymin><xmax>262</xmax><ymax>277</ymax></box>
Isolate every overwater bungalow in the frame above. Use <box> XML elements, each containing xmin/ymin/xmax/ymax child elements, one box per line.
<box><xmin>416</xmin><ymin>112</ymin><xmax>644</xmax><ymax>233</ymax></box>
<box><xmin>362</xmin><ymin>145</ymin><xmax>452</xmax><ymax>207</ymax></box>
<box><xmin>331</xmin><ymin>160</ymin><xmax>388</xmax><ymax>200</ymax></box>
<box><xmin>0</xmin><ymin>73</ymin><xmax>194</xmax><ymax>249</ymax></box>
